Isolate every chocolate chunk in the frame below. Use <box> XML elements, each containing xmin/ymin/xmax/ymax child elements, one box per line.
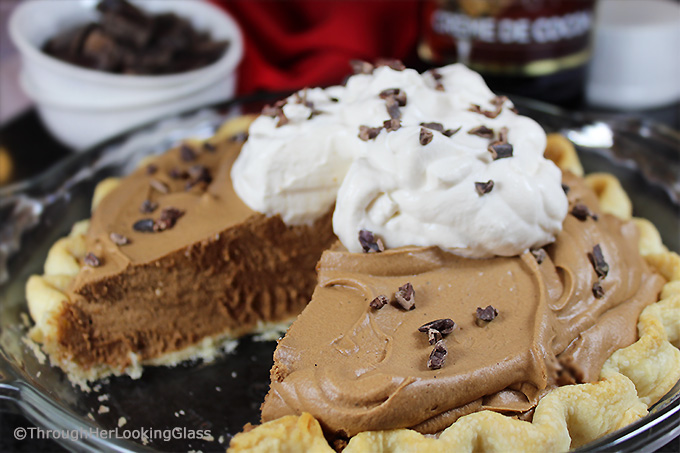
<box><xmin>420</xmin><ymin>122</ymin><xmax>444</xmax><ymax>133</ymax></box>
<box><xmin>329</xmin><ymin>97</ymin><xmax>339</xmax><ymax>103</ymax></box>
<box><xmin>145</xmin><ymin>164</ymin><xmax>158</xmax><ymax>175</ymax></box>
<box><xmin>203</xmin><ymin>142</ymin><xmax>217</xmax><ymax>152</ymax></box>
<box><xmin>418</xmin><ymin>318</ymin><xmax>455</xmax><ymax>335</ymax></box>
<box><xmin>427</xmin><ymin>328</ymin><xmax>442</xmax><ymax>345</ymax></box>
<box><xmin>419</xmin><ymin>128</ymin><xmax>434</xmax><ymax>146</ymax></box>
<box><xmin>443</xmin><ymin>127</ymin><xmax>461</xmax><ymax>137</ymax></box>
<box><xmin>149</xmin><ymin>179</ymin><xmax>169</xmax><ymax>194</ymax></box>
<box><xmin>468</xmin><ymin>125</ymin><xmax>494</xmax><ymax>139</ymax></box>
<box><xmin>375</xmin><ymin>58</ymin><xmax>405</xmax><ymax>71</ymax></box>
<box><xmin>395</xmin><ymin>282</ymin><xmax>415</xmax><ymax>310</ymax></box>
<box><xmin>84</xmin><ymin>252</ymin><xmax>101</xmax><ymax>267</ymax></box>
<box><xmin>475</xmin><ymin>180</ymin><xmax>494</xmax><ymax>195</ymax></box>
<box><xmin>592</xmin><ymin>281</ymin><xmax>605</xmax><ymax>299</ymax></box>
<box><xmin>531</xmin><ymin>248</ymin><xmax>547</xmax><ymax>265</ymax></box>
<box><xmin>370</xmin><ymin>295</ymin><xmax>389</xmax><ymax>310</ymax></box>
<box><xmin>571</xmin><ymin>203</ymin><xmax>597</xmax><ymax>221</ymax></box>
<box><xmin>168</xmin><ymin>167</ymin><xmax>189</xmax><ymax>180</ymax></box>
<box><xmin>589</xmin><ymin>244</ymin><xmax>609</xmax><ymax>279</ymax></box>
<box><xmin>154</xmin><ymin>207</ymin><xmax>185</xmax><ymax>232</ymax></box>
<box><xmin>358</xmin><ymin>229</ymin><xmax>385</xmax><ymax>253</ymax></box>
<box><xmin>358</xmin><ymin>126</ymin><xmax>382</xmax><ymax>141</ymax></box>
<box><xmin>562</xmin><ymin>183</ymin><xmax>570</xmax><ymax>195</ymax></box>
<box><xmin>109</xmin><ymin>232</ymin><xmax>130</xmax><ymax>245</ymax></box>
<box><xmin>383</xmin><ymin>118</ymin><xmax>401</xmax><ymax>132</ymax></box>
<box><xmin>476</xmin><ymin>305</ymin><xmax>498</xmax><ymax>323</ymax></box>
<box><xmin>139</xmin><ymin>199</ymin><xmax>158</xmax><ymax>213</ymax></box>
<box><xmin>350</xmin><ymin>59</ymin><xmax>374</xmax><ymax>74</ymax></box>
<box><xmin>133</xmin><ymin>218</ymin><xmax>155</xmax><ymax>232</ymax></box>
<box><xmin>427</xmin><ymin>340</ymin><xmax>447</xmax><ymax>370</ymax></box>
<box><xmin>180</xmin><ymin>144</ymin><xmax>197</xmax><ymax>162</ymax></box>
<box><xmin>385</xmin><ymin>96</ymin><xmax>401</xmax><ymax>120</ymax></box>
<box><xmin>488</xmin><ymin>142</ymin><xmax>514</xmax><ymax>160</ymax></box>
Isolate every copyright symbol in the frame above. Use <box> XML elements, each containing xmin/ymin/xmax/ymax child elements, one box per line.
<box><xmin>14</xmin><ymin>427</ymin><xmax>26</xmax><ymax>440</ymax></box>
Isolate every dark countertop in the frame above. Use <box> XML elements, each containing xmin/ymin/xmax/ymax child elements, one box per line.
<box><xmin>0</xmin><ymin>101</ymin><xmax>678</xmax><ymax>452</ymax></box>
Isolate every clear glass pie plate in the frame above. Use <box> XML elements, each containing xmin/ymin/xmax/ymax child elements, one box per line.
<box><xmin>0</xmin><ymin>96</ymin><xmax>678</xmax><ymax>452</ymax></box>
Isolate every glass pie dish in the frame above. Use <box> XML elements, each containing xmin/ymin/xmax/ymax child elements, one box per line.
<box><xmin>0</xmin><ymin>96</ymin><xmax>678</xmax><ymax>452</ymax></box>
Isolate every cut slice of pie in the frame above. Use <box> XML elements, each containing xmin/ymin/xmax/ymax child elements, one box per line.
<box><xmin>25</xmin><ymin>117</ymin><xmax>336</xmax><ymax>386</ymax></box>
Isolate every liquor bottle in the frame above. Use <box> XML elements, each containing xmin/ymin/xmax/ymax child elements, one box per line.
<box><xmin>419</xmin><ymin>0</ymin><xmax>597</xmax><ymax>107</ymax></box>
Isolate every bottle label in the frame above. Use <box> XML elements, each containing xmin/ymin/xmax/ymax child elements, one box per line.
<box><xmin>421</xmin><ymin>0</ymin><xmax>596</xmax><ymax>76</ymax></box>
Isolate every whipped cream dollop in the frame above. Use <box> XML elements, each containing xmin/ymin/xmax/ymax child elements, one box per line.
<box><xmin>232</xmin><ymin>63</ymin><xmax>568</xmax><ymax>257</ymax></box>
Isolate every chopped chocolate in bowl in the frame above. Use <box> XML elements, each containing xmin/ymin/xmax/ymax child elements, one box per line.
<box><xmin>42</xmin><ymin>0</ymin><xmax>230</xmax><ymax>75</ymax></box>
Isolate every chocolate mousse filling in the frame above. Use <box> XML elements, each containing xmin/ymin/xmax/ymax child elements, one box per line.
<box><xmin>261</xmin><ymin>172</ymin><xmax>665</xmax><ymax>438</ymax></box>
<box><xmin>54</xmin><ymin>138</ymin><xmax>336</xmax><ymax>370</ymax></box>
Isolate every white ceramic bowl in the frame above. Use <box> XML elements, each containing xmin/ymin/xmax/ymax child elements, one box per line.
<box><xmin>9</xmin><ymin>0</ymin><xmax>243</xmax><ymax>150</ymax></box>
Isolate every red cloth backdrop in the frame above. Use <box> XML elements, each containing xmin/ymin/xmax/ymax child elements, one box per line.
<box><xmin>212</xmin><ymin>0</ymin><xmax>422</xmax><ymax>95</ymax></box>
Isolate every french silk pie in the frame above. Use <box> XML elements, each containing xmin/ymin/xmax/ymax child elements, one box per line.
<box><xmin>25</xmin><ymin>63</ymin><xmax>679</xmax><ymax>451</ymax></box>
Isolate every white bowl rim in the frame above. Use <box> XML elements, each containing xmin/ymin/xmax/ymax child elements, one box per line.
<box><xmin>8</xmin><ymin>0</ymin><xmax>243</xmax><ymax>88</ymax></box>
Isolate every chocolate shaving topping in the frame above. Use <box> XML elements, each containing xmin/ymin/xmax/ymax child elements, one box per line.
<box><xmin>488</xmin><ymin>142</ymin><xmax>514</xmax><ymax>160</ymax></box>
<box><xmin>185</xmin><ymin>165</ymin><xmax>212</xmax><ymax>190</ymax></box>
<box><xmin>498</xmin><ymin>126</ymin><xmax>509</xmax><ymax>144</ymax></box>
<box><xmin>149</xmin><ymin>178</ymin><xmax>169</xmax><ymax>194</ymax></box>
<box><xmin>145</xmin><ymin>164</ymin><xmax>158</xmax><ymax>175</ymax></box>
<box><xmin>428</xmin><ymin>329</ymin><xmax>442</xmax><ymax>345</ymax></box>
<box><xmin>420</xmin><ymin>122</ymin><xmax>444</xmax><ymax>133</ymax></box>
<box><xmin>203</xmin><ymin>141</ymin><xmax>217</xmax><ymax>152</ymax></box>
<box><xmin>383</xmin><ymin>118</ymin><xmax>401</xmax><ymax>132</ymax></box>
<box><xmin>375</xmin><ymin>58</ymin><xmax>405</xmax><ymax>71</ymax></box>
<box><xmin>370</xmin><ymin>295</ymin><xmax>389</xmax><ymax>310</ymax></box>
<box><xmin>468</xmin><ymin>125</ymin><xmax>494</xmax><ymax>139</ymax></box>
<box><xmin>109</xmin><ymin>232</ymin><xmax>130</xmax><ymax>246</ymax></box>
<box><xmin>592</xmin><ymin>281</ymin><xmax>605</xmax><ymax>299</ymax></box>
<box><xmin>395</xmin><ymin>282</ymin><xmax>415</xmax><ymax>310</ymax></box>
<box><xmin>476</xmin><ymin>305</ymin><xmax>498</xmax><ymax>322</ymax></box>
<box><xmin>589</xmin><ymin>244</ymin><xmax>609</xmax><ymax>279</ymax></box>
<box><xmin>418</xmin><ymin>318</ymin><xmax>455</xmax><ymax>335</ymax></box>
<box><xmin>475</xmin><ymin>180</ymin><xmax>494</xmax><ymax>195</ymax></box>
<box><xmin>427</xmin><ymin>340</ymin><xmax>447</xmax><ymax>370</ymax></box>
<box><xmin>350</xmin><ymin>59</ymin><xmax>374</xmax><ymax>74</ymax></box>
<box><xmin>139</xmin><ymin>199</ymin><xmax>158</xmax><ymax>213</ymax></box>
<box><xmin>329</xmin><ymin>97</ymin><xmax>339</xmax><ymax>103</ymax></box>
<box><xmin>379</xmin><ymin>88</ymin><xmax>407</xmax><ymax>106</ymax></box>
<box><xmin>491</xmin><ymin>95</ymin><xmax>508</xmax><ymax>108</ymax></box>
<box><xmin>84</xmin><ymin>252</ymin><xmax>101</xmax><ymax>267</ymax></box>
<box><xmin>358</xmin><ymin>229</ymin><xmax>385</xmax><ymax>253</ymax></box>
<box><xmin>133</xmin><ymin>218</ymin><xmax>155</xmax><ymax>232</ymax></box>
<box><xmin>531</xmin><ymin>248</ymin><xmax>547</xmax><ymax>264</ymax></box>
<box><xmin>561</xmin><ymin>183</ymin><xmax>570</xmax><ymax>195</ymax></box>
<box><xmin>180</xmin><ymin>144</ymin><xmax>197</xmax><ymax>162</ymax></box>
<box><xmin>430</xmin><ymin>69</ymin><xmax>445</xmax><ymax>91</ymax></box>
<box><xmin>468</xmin><ymin>103</ymin><xmax>501</xmax><ymax>119</ymax></box>
<box><xmin>571</xmin><ymin>203</ymin><xmax>598</xmax><ymax>221</ymax></box>
<box><xmin>358</xmin><ymin>125</ymin><xmax>382</xmax><ymax>141</ymax></box>
<box><xmin>262</xmin><ymin>101</ymin><xmax>289</xmax><ymax>127</ymax></box>
<box><xmin>385</xmin><ymin>96</ymin><xmax>401</xmax><ymax>120</ymax></box>
<box><xmin>443</xmin><ymin>127</ymin><xmax>461</xmax><ymax>137</ymax></box>
<box><xmin>419</xmin><ymin>127</ymin><xmax>434</xmax><ymax>146</ymax></box>
<box><xmin>153</xmin><ymin>207</ymin><xmax>185</xmax><ymax>232</ymax></box>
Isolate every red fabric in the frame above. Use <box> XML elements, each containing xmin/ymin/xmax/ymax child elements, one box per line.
<box><xmin>211</xmin><ymin>1</ymin><xmax>422</xmax><ymax>95</ymax></box>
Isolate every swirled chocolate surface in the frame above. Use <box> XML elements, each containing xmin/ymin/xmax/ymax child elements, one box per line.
<box><xmin>261</xmin><ymin>172</ymin><xmax>665</xmax><ymax>437</ymax></box>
